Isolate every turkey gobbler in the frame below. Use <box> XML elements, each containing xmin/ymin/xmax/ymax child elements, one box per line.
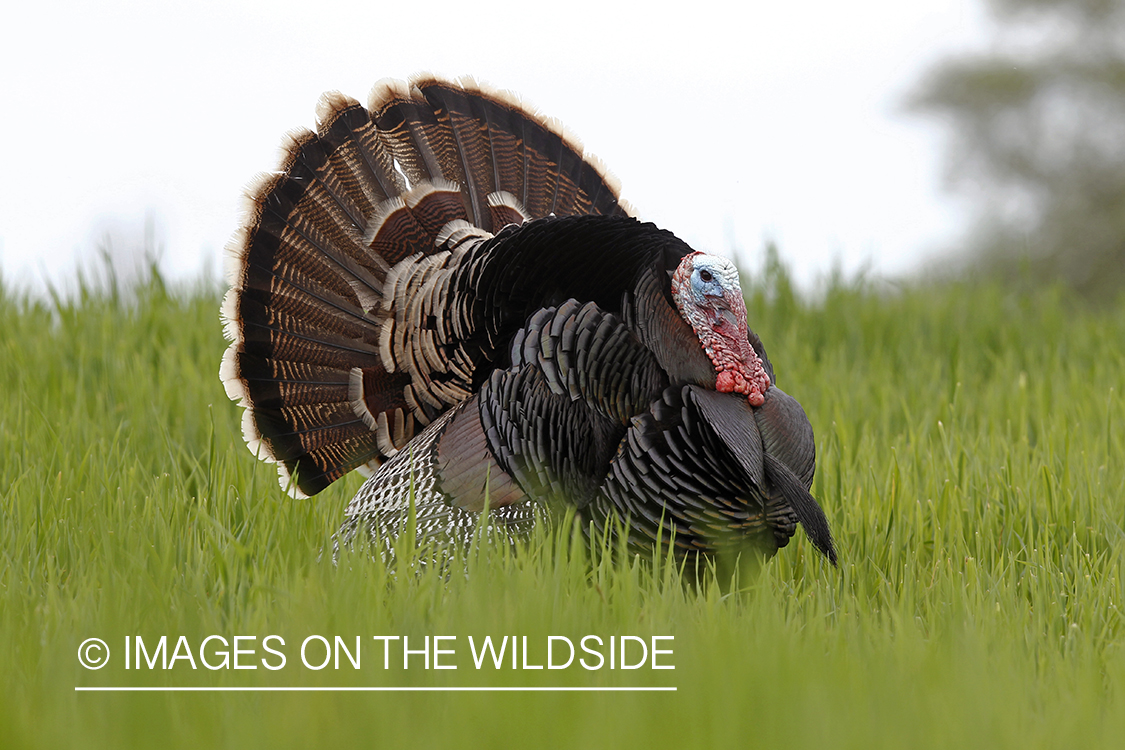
<box><xmin>220</xmin><ymin>75</ymin><xmax>836</xmax><ymax>566</ymax></box>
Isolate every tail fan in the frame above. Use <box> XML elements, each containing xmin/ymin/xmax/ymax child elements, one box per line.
<box><xmin>221</xmin><ymin>75</ymin><xmax>631</xmax><ymax>496</ymax></box>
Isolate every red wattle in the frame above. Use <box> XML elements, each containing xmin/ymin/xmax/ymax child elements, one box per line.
<box><xmin>716</xmin><ymin>368</ymin><xmax>767</xmax><ymax>406</ymax></box>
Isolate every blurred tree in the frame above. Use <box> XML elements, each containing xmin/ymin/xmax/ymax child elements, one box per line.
<box><xmin>909</xmin><ymin>0</ymin><xmax>1125</xmax><ymax>299</ymax></box>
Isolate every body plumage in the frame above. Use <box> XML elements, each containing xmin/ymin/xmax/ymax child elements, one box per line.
<box><xmin>221</xmin><ymin>75</ymin><xmax>836</xmax><ymax>565</ymax></box>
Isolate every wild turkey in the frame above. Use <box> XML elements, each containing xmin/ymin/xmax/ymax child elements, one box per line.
<box><xmin>220</xmin><ymin>75</ymin><xmax>836</xmax><ymax>566</ymax></box>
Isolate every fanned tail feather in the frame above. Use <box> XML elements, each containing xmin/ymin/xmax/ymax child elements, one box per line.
<box><xmin>222</xmin><ymin>75</ymin><xmax>631</xmax><ymax>497</ymax></box>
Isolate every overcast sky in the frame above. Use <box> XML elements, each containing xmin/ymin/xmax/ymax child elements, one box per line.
<box><xmin>1</xmin><ymin>1</ymin><xmax>989</xmax><ymax>293</ymax></box>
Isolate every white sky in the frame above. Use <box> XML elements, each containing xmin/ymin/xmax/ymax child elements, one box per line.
<box><xmin>0</xmin><ymin>1</ymin><xmax>989</xmax><ymax>293</ymax></box>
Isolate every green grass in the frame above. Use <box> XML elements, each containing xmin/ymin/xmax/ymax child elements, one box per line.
<box><xmin>1</xmin><ymin>264</ymin><xmax>1123</xmax><ymax>748</ymax></box>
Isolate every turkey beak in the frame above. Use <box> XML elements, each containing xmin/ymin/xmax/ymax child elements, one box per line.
<box><xmin>715</xmin><ymin>307</ymin><xmax>740</xmax><ymax>329</ymax></box>
<box><xmin>708</xmin><ymin>294</ymin><xmax>740</xmax><ymax>330</ymax></box>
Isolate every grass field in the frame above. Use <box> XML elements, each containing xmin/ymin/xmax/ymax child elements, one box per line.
<box><xmin>1</xmin><ymin>261</ymin><xmax>1123</xmax><ymax>749</ymax></box>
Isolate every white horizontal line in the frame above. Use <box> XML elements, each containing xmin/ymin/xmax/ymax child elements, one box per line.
<box><xmin>75</xmin><ymin>686</ymin><xmax>676</xmax><ymax>692</ymax></box>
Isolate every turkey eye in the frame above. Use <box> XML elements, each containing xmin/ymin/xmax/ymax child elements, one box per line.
<box><xmin>699</xmin><ymin>270</ymin><xmax>713</xmax><ymax>282</ymax></box>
